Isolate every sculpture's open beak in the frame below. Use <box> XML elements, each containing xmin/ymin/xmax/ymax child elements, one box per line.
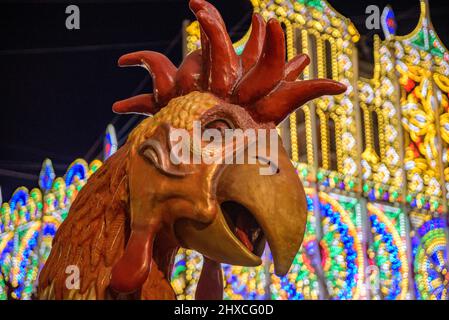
<box><xmin>174</xmin><ymin>145</ymin><xmax>307</xmax><ymax>276</ymax></box>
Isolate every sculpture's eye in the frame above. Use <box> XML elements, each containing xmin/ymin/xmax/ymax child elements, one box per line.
<box><xmin>141</xmin><ymin>146</ymin><xmax>160</xmax><ymax>165</ymax></box>
<box><xmin>204</xmin><ymin>119</ymin><xmax>234</xmax><ymax>135</ymax></box>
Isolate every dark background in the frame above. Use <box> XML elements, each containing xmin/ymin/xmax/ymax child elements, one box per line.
<box><xmin>1</xmin><ymin>0</ymin><xmax>448</xmax><ymax>200</ymax></box>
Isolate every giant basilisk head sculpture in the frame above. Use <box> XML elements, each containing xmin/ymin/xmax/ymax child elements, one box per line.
<box><xmin>38</xmin><ymin>0</ymin><xmax>345</xmax><ymax>299</ymax></box>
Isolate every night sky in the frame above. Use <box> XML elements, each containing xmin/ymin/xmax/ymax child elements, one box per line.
<box><xmin>1</xmin><ymin>0</ymin><xmax>448</xmax><ymax>200</ymax></box>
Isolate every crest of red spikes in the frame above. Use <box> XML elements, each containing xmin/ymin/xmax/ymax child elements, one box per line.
<box><xmin>113</xmin><ymin>0</ymin><xmax>346</xmax><ymax>125</ymax></box>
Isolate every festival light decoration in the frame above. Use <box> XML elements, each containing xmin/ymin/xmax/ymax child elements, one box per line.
<box><xmin>366</xmin><ymin>203</ymin><xmax>409</xmax><ymax>300</ymax></box>
<box><xmin>318</xmin><ymin>192</ymin><xmax>365</xmax><ymax>299</ymax></box>
<box><xmin>171</xmin><ymin>249</ymin><xmax>268</xmax><ymax>300</ymax></box>
<box><xmin>270</xmin><ymin>189</ymin><xmax>320</xmax><ymax>300</ymax></box>
<box><xmin>104</xmin><ymin>124</ymin><xmax>118</xmax><ymax>161</ymax></box>
<box><xmin>411</xmin><ymin>217</ymin><xmax>448</xmax><ymax>299</ymax></box>
<box><xmin>171</xmin><ymin>249</ymin><xmax>203</xmax><ymax>300</ymax></box>
<box><xmin>222</xmin><ymin>261</ymin><xmax>268</xmax><ymax>300</ymax></box>
<box><xmin>0</xmin><ymin>126</ymin><xmax>110</xmax><ymax>299</ymax></box>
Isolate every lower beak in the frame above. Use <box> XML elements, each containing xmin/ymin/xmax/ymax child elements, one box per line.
<box><xmin>174</xmin><ymin>208</ymin><xmax>262</xmax><ymax>266</ymax></box>
<box><xmin>174</xmin><ymin>145</ymin><xmax>307</xmax><ymax>276</ymax></box>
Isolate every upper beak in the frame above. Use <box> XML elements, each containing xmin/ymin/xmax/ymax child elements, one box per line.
<box><xmin>174</xmin><ymin>143</ymin><xmax>307</xmax><ymax>276</ymax></box>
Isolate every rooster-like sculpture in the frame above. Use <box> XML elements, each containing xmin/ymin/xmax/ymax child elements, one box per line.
<box><xmin>38</xmin><ymin>0</ymin><xmax>345</xmax><ymax>299</ymax></box>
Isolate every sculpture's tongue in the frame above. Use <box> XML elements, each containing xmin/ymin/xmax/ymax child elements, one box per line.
<box><xmin>235</xmin><ymin>215</ymin><xmax>254</xmax><ymax>252</ymax></box>
<box><xmin>110</xmin><ymin>229</ymin><xmax>154</xmax><ymax>294</ymax></box>
<box><xmin>195</xmin><ymin>257</ymin><xmax>223</xmax><ymax>300</ymax></box>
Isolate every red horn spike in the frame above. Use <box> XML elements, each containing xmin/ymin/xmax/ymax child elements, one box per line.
<box><xmin>232</xmin><ymin>19</ymin><xmax>285</xmax><ymax>105</ymax></box>
<box><xmin>190</xmin><ymin>0</ymin><xmax>225</xmax><ymax>28</ymax></box>
<box><xmin>189</xmin><ymin>0</ymin><xmax>220</xmax><ymax>90</ymax></box>
<box><xmin>284</xmin><ymin>54</ymin><xmax>310</xmax><ymax>81</ymax></box>
<box><xmin>175</xmin><ymin>49</ymin><xmax>203</xmax><ymax>95</ymax></box>
<box><xmin>194</xmin><ymin>9</ymin><xmax>239</xmax><ymax>98</ymax></box>
<box><xmin>118</xmin><ymin>51</ymin><xmax>177</xmax><ymax>105</ymax></box>
<box><xmin>194</xmin><ymin>16</ymin><xmax>210</xmax><ymax>89</ymax></box>
<box><xmin>112</xmin><ymin>94</ymin><xmax>158</xmax><ymax>115</ymax></box>
<box><xmin>198</xmin><ymin>27</ymin><xmax>211</xmax><ymax>90</ymax></box>
<box><xmin>251</xmin><ymin>79</ymin><xmax>346</xmax><ymax>124</ymax></box>
<box><xmin>240</xmin><ymin>13</ymin><xmax>266</xmax><ymax>73</ymax></box>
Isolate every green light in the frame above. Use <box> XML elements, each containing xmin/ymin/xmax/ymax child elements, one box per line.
<box><xmin>433</xmin><ymin>201</ymin><xmax>439</xmax><ymax>209</ymax></box>
<box><xmin>363</xmin><ymin>183</ymin><xmax>369</xmax><ymax>193</ymax></box>
<box><xmin>348</xmin><ymin>180</ymin><xmax>355</xmax><ymax>189</ymax></box>
<box><xmin>301</xmin><ymin>168</ymin><xmax>308</xmax><ymax>177</ymax></box>
<box><xmin>406</xmin><ymin>195</ymin><xmax>412</xmax><ymax>203</ymax></box>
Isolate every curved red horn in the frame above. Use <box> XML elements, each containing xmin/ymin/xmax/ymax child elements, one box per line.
<box><xmin>232</xmin><ymin>19</ymin><xmax>285</xmax><ymax>105</ymax></box>
<box><xmin>118</xmin><ymin>51</ymin><xmax>177</xmax><ymax>105</ymax></box>
<box><xmin>190</xmin><ymin>0</ymin><xmax>225</xmax><ymax>28</ymax></box>
<box><xmin>175</xmin><ymin>49</ymin><xmax>203</xmax><ymax>95</ymax></box>
<box><xmin>192</xmin><ymin>9</ymin><xmax>239</xmax><ymax>97</ymax></box>
<box><xmin>112</xmin><ymin>94</ymin><xmax>157</xmax><ymax>115</ymax></box>
<box><xmin>251</xmin><ymin>79</ymin><xmax>346</xmax><ymax>124</ymax></box>
<box><xmin>240</xmin><ymin>13</ymin><xmax>266</xmax><ymax>73</ymax></box>
<box><xmin>284</xmin><ymin>54</ymin><xmax>310</xmax><ymax>81</ymax></box>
